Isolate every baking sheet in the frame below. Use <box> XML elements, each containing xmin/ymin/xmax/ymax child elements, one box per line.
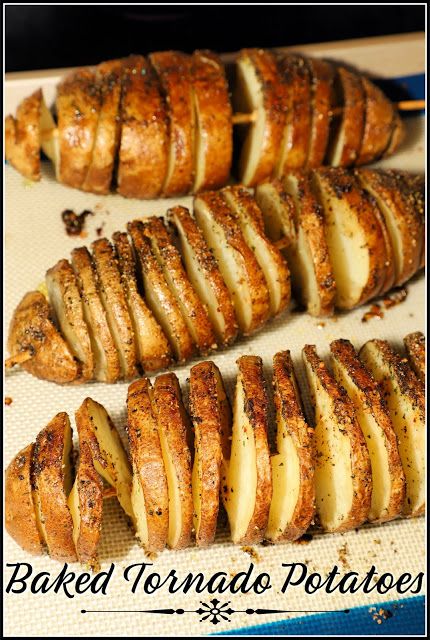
<box><xmin>4</xmin><ymin>33</ymin><xmax>426</xmax><ymax>637</ymax></box>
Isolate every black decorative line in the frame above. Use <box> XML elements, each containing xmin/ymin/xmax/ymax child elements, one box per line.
<box><xmin>81</xmin><ymin>599</ymin><xmax>350</xmax><ymax>625</ymax></box>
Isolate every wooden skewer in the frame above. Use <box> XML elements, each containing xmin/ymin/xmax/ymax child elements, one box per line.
<box><xmin>5</xmin><ymin>350</ymin><xmax>34</xmax><ymax>369</ymax></box>
<box><xmin>231</xmin><ymin>99</ymin><xmax>425</xmax><ymax>126</ymax></box>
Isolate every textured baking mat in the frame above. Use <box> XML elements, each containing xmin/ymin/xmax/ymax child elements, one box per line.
<box><xmin>4</xmin><ymin>34</ymin><xmax>426</xmax><ymax>637</ymax></box>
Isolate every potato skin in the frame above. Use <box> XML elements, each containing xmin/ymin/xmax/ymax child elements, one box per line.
<box><xmin>5</xmin><ymin>443</ymin><xmax>45</xmax><ymax>555</ymax></box>
<box><xmin>7</xmin><ymin>290</ymin><xmax>79</xmax><ymax>384</ymax></box>
<box><xmin>306</xmin><ymin>58</ymin><xmax>334</xmax><ymax>168</ymax></box>
<box><xmin>404</xmin><ymin>331</ymin><xmax>425</xmax><ymax>384</ymax></box>
<box><xmin>33</xmin><ymin>413</ymin><xmax>77</xmax><ymax>562</ymax></box>
<box><xmin>5</xmin><ymin>88</ymin><xmax>42</xmax><ymax>181</ymax></box>
<box><xmin>357</xmin><ymin>76</ymin><xmax>395</xmax><ymax>166</ymax></box>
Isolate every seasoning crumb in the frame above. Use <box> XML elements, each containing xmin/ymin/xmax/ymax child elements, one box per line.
<box><xmin>240</xmin><ymin>546</ymin><xmax>260</xmax><ymax>562</ymax></box>
<box><xmin>383</xmin><ymin>287</ymin><xmax>408</xmax><ymax>309</ymax></box>
<box><xmin>372</xmin><ymin>608</ymin><xmax>393</xmax><ymax>623</ymax></box>
<box><xmin>294</xmin><ymin>533</ymin><xmax>313</xmax><ymax>545</ymax></box>
<box><xmin>362</xmin><ymin>303</ymin><xmax>384</xmax><ymax>322</ymax></box>
<box><xmin>96</xmin><ymin>224</ymin><xmax>105</xmax><ymax>237</ymax></box>
<box><xmin>61</xmin><ymin>209</ymin><xmax>93</xmax><ymax>236</ymax></box>
<box><xmin>337</xmin><ymin>542</ymin><xmax>350</xmax><ymax>569</ymax></box>
<box><xmin>4</xmin><ymin>396</ymin><xmax>13</xmax><ymax>405</ymax></box>
<box><xmin>316</xmin><ymin>322</ymin><xmax>326</xmax><ymax>329</ymax></box>
<box><xmin>144</xmin><ymin>550</ymin><xmax>158</xmax><ymax>561</ymax></box>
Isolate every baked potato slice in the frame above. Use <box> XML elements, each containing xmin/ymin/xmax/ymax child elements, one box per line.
<box><xmin>153</xmin><ymin>373</ymin><xmax>193</xmax><ymax>549</ymax></box>
<box><xmin>142</xmin><ymin>216</ymin><xmax>216</xmax><ymax>354</ymax></box>
<box><xmin>46</xmin><ymin>259</ymin><xmax>94</xmax><ymax>381</ymax></box>
<box><xmin>113</xmin><ymin>231</ymin><xmax>172</xmax><ymax>371</ymax></box>
<box><xmin>283</xmin><ymin>170</ymin><xmax>336</xmax><ymax>316</ymax></box>
<box><xmin>302</xmin><ymin>345</ymin><xmax>372</xmax><ymax>532</ymax></box>
<box><xmin>189</xmin><ymin>361</ymin><xmax>231</xmax><ymax>546</ymax></box>
<box><xmin>33</xmin><ymin>413</ymin><xmax>77</xmax><ymax>562</ymax></box>
<box><xmin>39</xmin><ymin>94</ymin><xmax>60</xmax><ymax>179</ymax></box>
<box><xmin>356</xmin><ymin>169</ymin><xmax>423</xmax><ymax>286</ymax></box>
<box><xmin>326</xmin><ymin>66</ymin><xmax>365</xmax><ymax>167</ymax></box>
<box><xmin>168</xmin><ymin>206</ymin><xmax>238</xmax><ymax>347</ymax></box>
<box><xmin>81</xmin><ymin>58</ymin><xmax>123</xmax><ymax>194</ymax></box>
<box><xmin>149</xmin><ymin>51</ymin><xmax>194</xmax><ymax>196</ymax></box>
<box><xmin>194</xmin><ymin>190</ymin><xmax>270</xmax><ymax>334</ymax></box>
<box><xmin>128</xmin><ymin>221</ymin><xmax>195</xmax><ymax>363</ymax></box>
<box><xmin>266</xmin><ymin>351</ymin><xmax>315</xmax><ymax>542</ymax></box>
<box><xmin>235</xmin><ymin>48</ymin><xmax>288</xmax><ymax>186</ymax></box>
<box><xmin>91</xmin><ymin>238</ymin><xmax>138</xmax><ymax>379</ymax></box>
<box><xmin>68</xmin><ymin>402</ymin><xmax>104</xmax><ymax>570</ymax></box>
<box><xmin>403</xmin><ymin>331</ymin><xmax>425</xmax><ymax>384</ymax></box>
<box><xmin>222</xmin><ymin>356</ymin><xmax>272</xmax><ymax>544</ymax></box>
<box><xmin>330</xmin><ymin>339</ymin><xmax>405</xmax><ymax>523</ymax></box>
<box><xmin>254</xmin><ymin>179</ymin><xmax>297</xmax><ymax>246</ymax></box>
<box><xmin>71</xmin><ymin>247</ymin><xmax>121</xmax><ymax>382</ymax></box>
<box><xmin>7</xmin><ymin>290</ymin><xmax>79</xmax><ymax>384</ymax></box>
<box><xmin>384</xmin><ymin>111</ymin><xmax>405</xmax><ymax>158</ymax></box>
<box><xmin>127</xmin><ymin>378</ymin><xmax>169</xmax><ymax>552</ymax></box>
<box><xmin>221</xmin><ymin>185</ymin><xmax>291</xmax><ymax>316</ymax></box>
<box><xmin>306</xmin><ymin>57</ymin><xmax>335</xmax><ymax>168</ymax></box>
<box><xmin>276</xmin><ymin>54</ymin><xmax>312</xmax><ymax>173</ymax></box>
<box><xmin>117</xmin><ymin>55</ymin><xmax>168</xmax><ymax>198</ymax></box>
<box><xmin>356</xmin><ymin>76</ymin><xmax>395</xmax><ymax>165</ymax></box>
<box><xmin>5</xmin><ymin>443</ymin><xmax>45</xmax><ymax>555</ymax></box>
<box><xmin>5</xmin><ymin>88</ymin><xmax>42</xmax><ymax>181</ymax></box>
<box><xmin>395</xmin><ymin>171</ymin><xmax>425</xmax><ymax>268</ymax></box>
<box><xmin>359</xmin><ymin>339</ymin><xmax>425</xmax><ymax>517</ymax></box>
<box><xmin>191</xmin><ymin>50</ymin><xmax>232</xmax><ymax>192</ymax></box>
<box><xmin>56</xmin><ymin>68</ymin><xmax>101</xmax><ymax>188</ymax></box>
<box><xmin>312</xmin><ymin>168</ymin><xmax>388</xmax><ymax>308</ymax></box>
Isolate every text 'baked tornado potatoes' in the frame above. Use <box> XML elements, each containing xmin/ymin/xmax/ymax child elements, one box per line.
<box><xmin>266</xmin><ymin>351</ymin><xmax>315</xmax><ymax>542</ymax></box>
<box><xmin>222</xmin><ymin>356</ymin><xmax>272</xmax><ymax>544</ymax></box>
<box><xmin>5</xmin><ymin>443</ymin><xmax>45</xmax><ymax>556</ymax></box>
<box><xmin>330</xmin><ymin>339</ymin><xmax>405</xmax><ymax>523</ymax></box>
<box><xmin>359</xmin><ymin>340</ymin><xmax>425</xmax><ymax>518</ymax></box>
<box><xmin>152</xmin><ymin>373</ymin><xmax>194</xmax><ymax>549</ymax></box>
<box><xmin>33</xmin><ymin>413</ymin><xmax>76</xmax><ymax>562</ymax></box>
<box><xmin>127</xmin><ymin>378</ymin><xmax>169</xmax><ymax>552</ymax></box>
<box><xmin>189</xmin><ymin>361</ymin><xmax>231</xmax><ymax>547</ymax></box>
<box><xmin>302</xmin><ymin>345</ymin><xmax>372</xmax><ymax>532</ymax></box>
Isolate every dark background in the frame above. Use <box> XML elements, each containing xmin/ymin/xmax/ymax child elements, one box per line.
<box><xmin>5</xmin><ymin>4</ymin><xmax>425</xmax><ymax>72</ymax></box>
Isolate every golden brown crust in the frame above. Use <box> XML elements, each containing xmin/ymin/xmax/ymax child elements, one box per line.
<box><xmin>127</xmin><ymin>378</ymin><xmax>169</xmax><ymax>551</ymax></box>
<box><xmin>142</xmin><ymin>217</ymin><xmax>216</xmax><ymax>354</ymax></box>
<box><xmin>303</xmin><ymin>344</ymin><xmax>372</xmax><ymax>532</ymax></box>
<box><xmin>276</xmin><ymin>54</ymin><xmax>312</xmax><ymax>172</ymax></box>
<box><xmin>71</xmin><ymin>247</ymin><xmax>121</xmax><ymax>382</ymax></box>
<box><xmin>284</xmin><ymin>170</ymin><xmax>336</xmax><ymax>316</ymax></box>
<box><xmin>313</xmin><ymin>168</ymin><xmax>388</xmax><ymax>307</ymax></box>
<box><xmin>330</xmin><ymin>339</ymin><xmax>406</xmax><ymax>523</ymax></box>
<box><xmin>356</xmin><ymin>76</ymin><xmax>395</xmax><ymax>165</ymax></box>
<box><xmin>113</xmin><ymin>231</ymin><xmax>173</xmax><ymax>371</ymax></box>
<box><xmin>189</xmin><ymin>361</ymin><xmax>227</xmax><ymax>546</ymax></box>
<box><xmin>153</xmin><ymin>373</ymin><xmax>193</xmax><ymax>550</ymax></box>
<box><xmin>254</xmin><ymin>178</ymin><xmax>297</xmax><ymax>246</ymax></box>
<box><xmin>56</xmin><ymin>68</ymin><xmax>101</xmax><ymax>188</ymax></box>
<box><xmin>235</xmin><ymin>48</ymin><xmax>288</xmax><ymax>186</ymax></box>
<box><xmin>383</xmin><ymin>110</ymin><xmax>405</xmax><ymax>158</ymax></box>
<box><xmin>221</xmin><ymin>185</ymin><xmax>291</xmax><ymax>316</ymax></box>
<box><xmin>191</xmin><ymin>50</ymin><xmax>232</xmax><ymax>192</ymax></box>
<box><xmin>117</xmin><ymin>55</ymin><xmax>168</xmax><ymax>198</ymax></box>
<box><xmin>91</xmin><ymin>238</ymin><xmax>137</xmax><ymax>379</ymax></box>
<box><xmin>46</xmin><ymin>259</ymin><xmax>94</xmax><ymax>381</ymax></box>
<box><xmin>7</xmin><ymin>290</ymin><xmax>79</xmax><ymax>384</ymax></box>
<box><xmin>73</xmin><ymin>401</ymin><xmax>104</xmax><ymax>569</ymax></box>
<box><xmin>390</xmin><ymin>170</ymin><xmax>425</xmax><ymax>270</ymax></box>
<box><xmin>5</xmin><ymin>89</ymin><xmax>42</xmax><ymax>181</ymax></box>
<box><xmin>403</xmin><ymin>331</ymin><xmax>425</xmax><ymax>384</ymax></box>
<box><xmin>128</xmin><ymin>220</ymin><xmax>195</xmax><ymax>363</ymax></box>
<box><xmin>168</xmin><ymin>206</ymin><xmax>238</xmax><ymax>347</ymax></box>
<box><xmin>269</xmin><ymin>351</ymin><xmax>315</xmax><ymax>541</ymax></box>
<box><xmin>5</xmin><ymin>443</ymin><xmax>45</xmax><ymax>555</ymax></box>
<box><xmin>194</xmin><ymin>190</ymin><xmax>271</xmax><ymax>334</ymax></box>
<box><xmin>33</xmin><ymin>413</ymin><xmax>77</xmax><ymax>562</ymax></box>
<box><xmin>327</xmin><ymin>66</ymin><xmax>365</xmax><ymax>167</ymax></box>
<box><xmin>356</xmin><ymin>169</ymin><xmax>423</xmax><ymax>286</ymax></box>
<box><xmin>149</xmin><ymin>51</ymin><xmax>195</xmax><ymax>196</ymax></box>
<box><xmin>306</xmin><ymin>58</ymin><xmax>335</xmax><ymax>168</ymax></box>
<box><xmin>359</xmin><ymin>339</ymin><xmax>425</xmax><ymax>517</ymax></box>
<box><xmin>81</xmin><ymin>59</ymin><xmax>123</xmax><ymax>194</ymax></box>
<box><xmin>237</xmin><ymin>356</ymin><xmax>272</xmax><ymax>543</ymax></box>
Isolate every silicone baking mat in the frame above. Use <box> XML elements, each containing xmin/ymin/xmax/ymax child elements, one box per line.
<box><xmin>4</xmin><ymin>33</ymin><xmax>426</xmax><ymax>637</ymax></box>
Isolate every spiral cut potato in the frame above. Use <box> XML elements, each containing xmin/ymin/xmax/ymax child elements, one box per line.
<box><xmin>5</xmin><ymin>334</ymin><xmax>424</xmax><ymax>567</ymax></box>
<box><xmin>6</xmin><ymin>168</ymin><xmax>424</xmax><ymax>384</ymax></box>
<box><xmin>5</xmin><ymin>49</ymin><xmax>404</xmax><ymax>194</ymax></box>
